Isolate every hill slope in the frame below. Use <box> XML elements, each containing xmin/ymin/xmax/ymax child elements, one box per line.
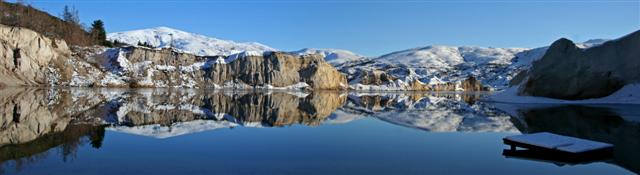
<box><xmin>107</xmin><ymin>27</ymin><xmax>276</xmax><ymax>56</ymax></box>
<box><xmin>0</xmin><ymin>1</ymin><xmax>97</xmax><ymax>46</ymax></box>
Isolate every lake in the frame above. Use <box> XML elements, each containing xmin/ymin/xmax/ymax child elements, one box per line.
<box><xmin>0</xmin><ymin>88</ymin><xmax>637</xmax><ymax>174</ymax></box>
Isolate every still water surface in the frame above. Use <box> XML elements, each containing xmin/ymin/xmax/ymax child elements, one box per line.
<box><xmin>0</xmin><ymin>88</ymin><xmax>637</xmax><ymax>174</ymax></box>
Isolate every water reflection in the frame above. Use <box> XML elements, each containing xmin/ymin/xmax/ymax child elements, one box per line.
<box><xmin>0</xmin><ymin>88</ymin><xmax>638</xmax><ymax>174</ymax></box>
<box><xmin>492</xmin><ymin>103</ymin><xmax>640</xmax><ymax>174</ymax></box>
<box><xmin>341</xmin><ymin>92</ymin><xmax>517</xmax><ymax>132</ymax></box>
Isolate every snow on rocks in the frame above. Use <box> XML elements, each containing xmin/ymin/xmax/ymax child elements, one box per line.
<box><xmin>486</xmin><ymin>84</ymin><xmax>640</xmax><ymax>105</ymax></box>
<box><xmin>338</xmin><ymin>39</ymin><xmax>607</xmax><ymax>91</ymax></box>
<box><xmin>290</xmin><ymin>48</ymin><xmax>365</xmax><ymax>66</ymax></box>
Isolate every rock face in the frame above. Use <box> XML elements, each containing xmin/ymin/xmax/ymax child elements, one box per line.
<box><xmin>0</xmin><ymin>25</ymin><xmax>70</xmax><ymax>86</ymax></box>
<box><xmin>203</xmin><ymin>51</ymin><xmax>348</xmax><ymax>90</ymax></box>
<box><xmin>83</xmin><ymin>47</ymin><xmax>348</xmax><ymax>89</ymax></box>
<box><xmin>519</xmin><ymin>30</ymin><xmax>640</xmax><ymax>100</ymax></box>
<box><xmin>348</xmin><ymin>68</ymin><xmax>488</xmax><ymax>91</ymax></box>
<box><xmin>0</xmin><ymin>25</ymin><xmax>348</xmax><ymax>90</ymax></box>
<box><xmin>289</xmin><ymin>48</ymin><xmax>365</xmax><ymax>66</ymax></box>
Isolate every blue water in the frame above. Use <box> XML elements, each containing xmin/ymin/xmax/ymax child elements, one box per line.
<box><xmin>0</xmin><ymin>88</ymin><xmax>636</xmax><ymax>175</ymax></box>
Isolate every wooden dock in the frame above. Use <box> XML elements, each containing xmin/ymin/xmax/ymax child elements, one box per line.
<box><xmin>503</xmin><ymin>132</ymin><xmax>614</xmax><ymax>164</ymax></box>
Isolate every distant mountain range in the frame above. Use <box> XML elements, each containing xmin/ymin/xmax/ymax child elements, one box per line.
<box><xmin>107</xmin><ymin>27</ymin><xmax>365</xmax><ymax>65</ymax></box>
<box><xmin>107</xmin><ymin>27</ymin><xmax>607</xmax><ymax>90</ymax></box>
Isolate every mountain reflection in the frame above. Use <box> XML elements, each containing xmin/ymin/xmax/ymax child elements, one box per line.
<box><xmin>1</xmin><ymin>88</ymin><xmax>639</xmax><ymax>174</ymax></box>
<box><xmin>338</xmin><ymin>92</ymin><xmax>517</xmax><ymax>132</ymax></box>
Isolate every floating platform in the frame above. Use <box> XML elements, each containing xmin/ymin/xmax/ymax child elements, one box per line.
<box><xmin>503</xmin><ymin>132</ymin><xmax>614</xmax><ymax>164</ymax></box>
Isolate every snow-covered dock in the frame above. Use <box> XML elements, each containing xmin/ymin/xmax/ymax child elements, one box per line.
<box><xmin>503</xmin><ymin>132</ymin><xmax>613</xmax><ymax>154</ymax></box>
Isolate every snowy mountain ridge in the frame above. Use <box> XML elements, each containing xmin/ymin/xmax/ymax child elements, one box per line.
<box><xmin>107</xmin><ymin>26</ymin><xmax>276</xmax><ymax>56</ymax></box>
<box><xmin>374</xmin><ymin>45</ymin><xmax>529</xmax><ymax>71</ymax></box>
<box><xmin>106</xmin><ymin>26</ymin><xmax>609</xmax><ymax>91</ymax></box>
<box><xmin>338</xmin><ymin>39</ymin><xmax>606</xmax><ymax>91</ymax></box>
<box><xmin>107</xmin><ymin>27</ymin><xmax>365</xmax><ymax>66</ymax></box>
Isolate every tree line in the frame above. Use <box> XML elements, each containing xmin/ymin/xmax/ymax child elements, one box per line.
<box><xmin>0</xmin><ymin>0</ymin><xmax>111</xmax><ymax>47</ymax></box>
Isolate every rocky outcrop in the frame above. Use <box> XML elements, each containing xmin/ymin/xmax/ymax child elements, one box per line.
<box><xmin>89</xmin><ymin>47</ymin><xmax>349</xmax><ymax>89</ymax></box>
<box><xmin>519</xmin><ymin>30</ymin><xmax>640</xmax><ymax>100</ymax></box>
<box><xmin>349</xmin><ymin>68</ymin><xmax>488</xmax><ymax>91</ymax></box>
<box><xmin>0</xmin><ymin>25</ymin><xmax>71</xmax><ymax>86</ymax></box>
<box><xmin>433</xmin><ymin>76</ymin><xmax>489</xmax><ymax>91</ymax></box>
<box><xmin>203</xmin><ymin>52</ymin><xmax>347</xmax><ymax>90</ymax></box>
<box><xmin>0</xmin><ymin>25</ymin><xmax>349</xmax><ymax>90</ymax></box>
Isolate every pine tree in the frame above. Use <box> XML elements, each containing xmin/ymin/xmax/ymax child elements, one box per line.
<box><xmin>90</xmin><ymin>20</ymin><xmax>107</xmax><ymax>45</ymax></box>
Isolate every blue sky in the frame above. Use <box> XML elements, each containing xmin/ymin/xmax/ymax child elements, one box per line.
<box><xmin>15</xmin><ymin>0</ymin><xmax>640</xmax><ymax>56</ymax></box>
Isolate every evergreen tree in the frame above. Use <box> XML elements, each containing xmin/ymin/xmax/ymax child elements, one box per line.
<box><xmin>89</xmin><ymin>20</ymin><xmax>107</xmax><ymax>45</ymax></box>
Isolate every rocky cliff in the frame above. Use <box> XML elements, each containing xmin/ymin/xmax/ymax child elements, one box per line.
<box><xmin>348</xmin><ymin>68</ymin><xmax>489</xmax><ymax>91</ymax></box>
<box><xmin>1</xmin><ymin>25</ymin><xmax>348</xmax><ymax>90</ymax></box>
<box><xmin>515</xmin><ymin>30</ymin><xmax>640</xmax><ymax>100</ymax></box>
<box><xmin>0</xmin><ymin>25</ymin><xmax>70</xmax><ymax>87</ymax></box>
<box><xmin>82</xmin><ymin>47</ymin><xmax>348</xmax><ymax>89</ymax></box>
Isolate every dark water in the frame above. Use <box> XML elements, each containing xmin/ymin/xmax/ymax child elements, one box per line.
<box><xmin>0</xmin><ymin>88</ymin><xmax>638</xmax><ymax>175</ymax></box>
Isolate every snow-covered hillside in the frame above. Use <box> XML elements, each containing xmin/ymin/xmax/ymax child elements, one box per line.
<box><xmin>376</xmin><ymin>46</ymin><xmax>528</xmax><ymax>70</ymax></box>
<box><xmin>105</xmin><ymin>26</ymin><xmax>610</xmax><ymax>92</ymax></box>
<box><xmin>107</xmin><ymin>27</ymin><xmax>366</xmax><ymax>65</ymax></box>
<box><xmin>339</xmin><ymin>40</ymin><xmax>606</xmax><ymax>91</ymax></box>
<box><xmin>290</xmin><ymin>48</ymin><xmax>365</xmax><ymax>66</ymax></box>
<box><xmin>107</xmin><ymin>26</ymin><xmax>276</xmax><ymax>56</ymax></box>
<box><xmin>338</xmin><ymin>45</ymin><xmax>540</xmax><ymax>91</ymax></box>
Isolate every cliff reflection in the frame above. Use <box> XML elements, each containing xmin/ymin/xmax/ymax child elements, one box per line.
<box><xmin>0</xmin><ymin>88</ymin><xmax>348</xmax><ymax>173</ymax></box>
<box><xmin>339</xmin><ymin>92</ymin><xmax>517</xmax><ymax>132</ymax></box>
<box><xmin>492</xmin><ymin>104</ymin><xmax>640</xmax><ymax>174</ymax></box>
<box><xmin>0</xmin><ymin>88</ymin><xmax>521</xmax><ymax>173</ymax></box>
<box><xmin>0</xmin><ymin>88</ymin><xmax>107</xmax><ymax>174</ymax></box>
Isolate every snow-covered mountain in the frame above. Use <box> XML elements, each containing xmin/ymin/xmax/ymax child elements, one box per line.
<box><xmin>107</xmin><ymin>26</ymin><xmax>276</xmax><ymax>56</ymax></box>
<box><xmin>338</xmin><ymin>40</ymin><xmax>606</xmax><ymax>91</ymax></box>
<box><xmin>376</xmin><ymin>46</ymin><xmax>528</xmax><ymax>69</ymax></box>
<box><xmin>290</xmin><ymin>48</ymin><xmax>365</xmax><ymax>66</ymax></box>
<box><xmin>338</xmin><ymin>45</ymin><xmax>540</xmax><ymax>90</ymax></box>
<box><xmin>107</xmin><ymin>27</ymin><xmax>366</xmax><ymax>65</ymax></box>
<box><xmin>105</xmin><ymin>26</ymin><xmax>609</xmax><ymax>91</ymax></box>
